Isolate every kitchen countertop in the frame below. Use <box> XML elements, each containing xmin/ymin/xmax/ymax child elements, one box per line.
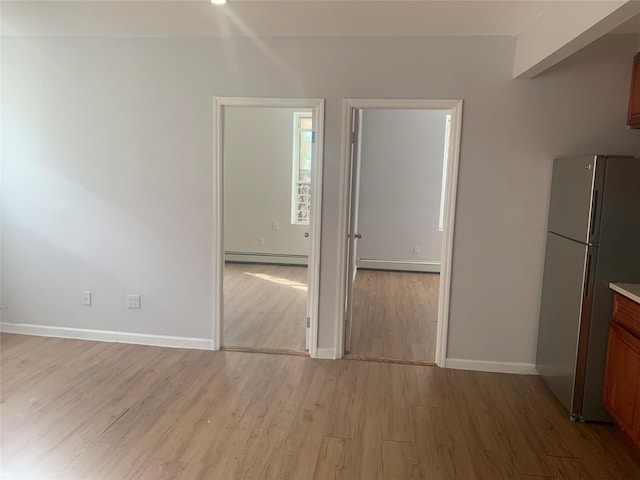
<box><xmin>610</xmin><ymin>283</ymin><xmax>640</xmax><ymax>304</ymax></box>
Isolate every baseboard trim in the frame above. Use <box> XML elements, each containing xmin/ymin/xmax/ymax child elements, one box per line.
<box><xmin>225</xmin><ymin>251</ymin><xmax>308</xmax><ymax>266</ymax></box>
<box><xmin>356</xmin><ymin>258</ymin><xmax>441</xmax><ymax>273</ymax></box>
<box><xmin>316</xmin><ymin>348</ymin><xmax>338</xmax><ymax>359</ymax></box>
<box><xmin>445</xmin><ymin>358</ymin><xmax>538</xmax><ymax>375</ymax></box>
<box><xmin>0</xmin><ymin>323</ymin><xmax>214</xmax><ymax>351</ymax></box>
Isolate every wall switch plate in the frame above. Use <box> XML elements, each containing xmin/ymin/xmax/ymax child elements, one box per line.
<box><xmin>413</xmin><ymin>244</ymin><xmax>421</xmax><ymax>254</ymax></box>
<box><xmin>258</xmin><ymin>237</ymin><xmax>265</xmax><ymax>245</ymax></box>
<box><xmin>127</xmin><ymin>294</ymin><xmax>141</xmax><ymax>309</ymax></box>
<box><xmin>272</xmin><ymin>221</ymin><xmax>279</xmax><ymax>231</ymax></box>
<box><xmin>82</xmin><ymin>291</ymin><xmax>92</xmax><ymax>306</ymax></box>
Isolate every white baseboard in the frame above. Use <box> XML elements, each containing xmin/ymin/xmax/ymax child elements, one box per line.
<box><xmin>225</xmin><ymin>251</ymin><xmax>308</xmax><ymax>266</ymax></box>
<box><xmin>357</xmin><ymin>258</ymin><xmax>441</xmax><ymax>273</ymax></box>
<box><xmin>0</xmin><ymin>323</ymin><xmax>214</xmax><ymax>351</ymax></box>
<box><xmin>316</xmin><ymin>347</ymin><xmax>338</xmax><ymax>359</ymax></box>
<box><xmin>445</xmin><ymin>358</ymin><xmax>538</xmax><ymax>375</ymax></box>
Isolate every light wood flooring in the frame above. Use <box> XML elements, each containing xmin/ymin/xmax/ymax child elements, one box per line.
<box><xmin>224</xmin><ymin>263</ymin><xmax>307</xmax><ymax>352</ymax></box>
<box><xmin>349</xmin><ymin>270</ymin><xmax>439</xmax><ymax>362</ymax></box>
<box><xmin>2</xmin><ymin>333</ymin><xmax>639</xmax><ymax>479</ymax></box>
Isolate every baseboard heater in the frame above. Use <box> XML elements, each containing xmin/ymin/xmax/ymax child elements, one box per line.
<box><xmin>356</xmin><ymin>258</ymin><xmax>441</xmax><ymax>273</ymax></box>
<box><xmin>225</xmin><ymin>251</ymin><xmax>308</xmax><ymax>266</ymax></box>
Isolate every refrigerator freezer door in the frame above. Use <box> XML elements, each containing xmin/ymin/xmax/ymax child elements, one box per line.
<box><xmin>547</xmin><ymin>156</ymin><xmax>604</xmax><ymax>244</ymax></box>
<box><xmin>536</xmin><ymin>232</ymin><xmax>590</xmax><ymax>416</ymax></box>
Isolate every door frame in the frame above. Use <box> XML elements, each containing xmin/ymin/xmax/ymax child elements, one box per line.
<box><xmin>212</xmin><ymin>97</ymin><xmax>325</xmax><ymax>358</ymax></box>
<box><xmin>336</xmin><ymin>98</ymin><xmax>463</xmax><ymax>367</ymax></box>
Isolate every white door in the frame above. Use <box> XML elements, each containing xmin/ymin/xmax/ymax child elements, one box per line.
<box><xmin>305</xmin><ymin>114</ymin><xmax>317</xmax><ymax>351</ymax></box>
<box><xmin>344</xmin><ymin>108</ymin><xmax>363</xmax><ymax>354</ymax></box>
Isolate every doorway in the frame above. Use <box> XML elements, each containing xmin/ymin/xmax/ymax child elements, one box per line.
<box><xmin>339</xmin><ymin>99</ymin><xmax>463</xmax><ymax>366</ymax></box>
<box><xmin>213</xmin><ymin>98</ymin><xmax>324</xmax><ymax>357</ymax></box>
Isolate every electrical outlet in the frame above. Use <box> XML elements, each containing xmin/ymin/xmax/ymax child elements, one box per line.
<box><xmin>272</xmin><ymin>221</ymin><xmax>279</xmax><ymax>231</ymax></box>
<box><xmin>258</xmin><ymin>237</ymin><xmax>265</xmax><ymax>245</ymax></box>
<box><xmin>82</xmin><ymin>291</ymin><xmax>92</xmax><ymax>306</ymax></box>
<box><xmin>413</xmin><ymin>244</ymin><xmax>421</xmax><ymax>254</ymax></box>
<box><xmin>127</xmin><ymin>294</ymin><xmax>141</xmax><ymax>309</ymax></box>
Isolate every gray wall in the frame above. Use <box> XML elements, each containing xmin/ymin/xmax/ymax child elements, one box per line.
<box><xmin>224</xmin><ymin>107</ymin><xmax>309</xmax><ymax>257</ymax></box>
<box><xmin>358</xmin><ymin>109</ymin><xmax>448</xmax><ymax>263</ymax></box>
<box><xmin>2</xmin><ymin>34</ymin><xmax>639</xmax><ymax>365</ymax></box>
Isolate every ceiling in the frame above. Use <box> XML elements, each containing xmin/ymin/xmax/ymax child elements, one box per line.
<box><xmin>614</xmin><ymin>10</ymin><xmax>640</xmax><ymax>34</ymax></box>
<box><xmin>0</xmin><ymin>0</ymin><xmax>591</xmax><ymax>38</ymax></box>
<box><xmin>2</xmin><ymin>0</ymin><xmax>637</xmax><ymax>79</ymax></box>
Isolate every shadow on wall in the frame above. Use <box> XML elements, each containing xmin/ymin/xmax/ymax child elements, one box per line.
<box><xmin>2</xmin><ymin>158</ymin><xmax>212</xmax><ymax>338</ymax></box>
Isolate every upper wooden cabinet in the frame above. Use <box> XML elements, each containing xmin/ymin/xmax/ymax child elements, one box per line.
<box><xmin>628</xmin><ymin>52</ymin><xmax>640</xmax><ymax>129</ymax></box>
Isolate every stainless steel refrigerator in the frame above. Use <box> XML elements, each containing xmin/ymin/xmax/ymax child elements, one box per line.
<box><xmin>536</xmin><ymin>155</ymin><xmax>640</xmax><ymax>422</ymax></box>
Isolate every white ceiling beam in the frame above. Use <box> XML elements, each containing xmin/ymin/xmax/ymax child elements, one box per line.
<box><xmin>513</xmin><ymin>1</ymin><xmax>640</xmax><ymax>79</ymax></box>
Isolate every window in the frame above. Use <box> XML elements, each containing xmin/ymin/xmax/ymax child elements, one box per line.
<box><xmin>439</xmin><ymin>114</ymin><xmax>452</xmax><ymax>232</ymax></box>
<box><xmin>291</xmin><ymin>112</ymin><xmax>313</xmax><ymax>225</ymax></box>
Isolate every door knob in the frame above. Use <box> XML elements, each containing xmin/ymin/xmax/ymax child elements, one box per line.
<box><xmin>355</xmin><ymin>234</ymin><xmax>362</xmax><ymax>239</ymax></box>
<box><xmin>304</xmin><ymin>232</ymin><xmax>310</xmax><ymax>238</ymax></box>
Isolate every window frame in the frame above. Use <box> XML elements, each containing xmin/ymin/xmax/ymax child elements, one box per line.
<box><xmin>291</xmin><ymin>112</ymin><xmax>313</xmax><ymax>225</ymax></box>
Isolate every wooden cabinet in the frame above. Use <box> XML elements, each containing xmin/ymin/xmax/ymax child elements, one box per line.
<box><xmin>628</xmin><ymin>52</ymin><xmax>640</xmax><ymax>129</ymax></box>
<box><xmin>603</xmin><ymin>293</ymin><xmax>640</xmax><ymax>452</ymax></box>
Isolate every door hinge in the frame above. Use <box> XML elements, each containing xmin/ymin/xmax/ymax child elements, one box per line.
<box><xmin>351</xmin><ymin>131</ymin><xmax>357</xmax><ymax>144</ymax></box>
<box><xmin>307</xmin><ymin>317</ymin><xmax>311</xmax><ymax>328</ymax></box>
<box><xmin>311</xmin><ymin>131</ymin><xmax>316</xmax><ymax>143</ymax></box>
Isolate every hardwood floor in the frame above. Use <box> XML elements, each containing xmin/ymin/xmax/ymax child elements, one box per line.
<box><xmin>2</xmin><ymin>333</ymin><xmax>639</xmax><ymax>479</ymax></box>
<box><xmin>349</xmin><ymin>270</ymin><xmax>439</xmax><ymax>362</ymax></box>
<box><xmin>224</xmin><ymin>263</ymin><xmax>307</xmax><ymax>352</ymax></box>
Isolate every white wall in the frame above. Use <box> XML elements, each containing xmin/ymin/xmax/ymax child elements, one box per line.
<box><xmin>2</xmin><ymin>34</ymin><xmax>639</xmax><ymax>364</ymax></box>
<box><xmin>224</xmin><ymin>107</ymin><xmax>309</xmax><ymax>257</ymax></box>
<box><xmin>357</xmin><ymin>109</ymin><xmax>447</xmax><ymax>264</ymax></box>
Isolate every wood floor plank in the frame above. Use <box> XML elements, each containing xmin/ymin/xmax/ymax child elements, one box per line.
<box><xmin>276</xmin><ymin>361</ymin><xmax>339</xmax><ymax>480</ymax></box>
<box><xmin>176</xmin><ymin>353</ymin><xmax>286</xmax><ymax>467</ymax></box>
<box><xmin>470</xmin><ymin>449</ymin><xmax>518</xmax><ymax>480</ymax></box>
<box><xmin>349</xmin><ymin>270</ymin><xmax>439</xmax><ymax>362</ymax></box>
<box><xmin>383</xmin><ymin>363</ymin><xmax>418</xmax><ymax>443</ymax></box>
<box><xmin>1</xmin><ymin>344</ymin><xmax>167</xmax><ymax>470</ymax></box>
<box><xmin>487</xmin><ymin>390</ymin><xmax>554</xmax><ymax>476</ymax></box>
<box><xmin>53</xmin><ymin>440</ymin><xmax>117</xmax><ymax>480</ymax></box>
<box><xmin>324</xmin><ymin>359</ymin><xmax>370</xmax><ymax>439</ymax></box>
<box><xmin>382</xmin><ymin>441</ymin><xmax>422</xmax><ymax>480</ymax></box>
<box><xmin>138</xmin><ymin>459</ymin><xmax>190</xmax><ymax>480</ymax></box>
<box><xmin>312</xmin><ymin>436</ymin><xmax>355</xmax><ymax>480</ymax></box>
<box><xmin>224</xmin><ymin>263</ymin><xmax>308</xmax><ymax>351</ymax></box>
<box><xmin>351</xmin><ymin>361</ymin><xmax>387</xmax><ymax>479</ymax></box>
<box><xmin>2</xmin><ymin>333</ymin><xmax>640</xmax><ymax>480</ymax></box>
<box><xmin>413</xmin><ymin>405</ymin><xmax>474</xmax><ymax>479</ymax></box>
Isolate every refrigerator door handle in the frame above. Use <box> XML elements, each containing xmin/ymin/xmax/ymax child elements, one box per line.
<box><xmin>573</xmin><ymin>246</ymin><xmax>597</xmax><ymax>419</ymax></box>
<box><xmin>589</xmin><ymin>190</ymin><xmax>599</xmax><ymax>238</ymax></box>
<box><xmin>583</xmin><ymin>253</ymin><xmax>593</xmax><ymax>299</ymax></box>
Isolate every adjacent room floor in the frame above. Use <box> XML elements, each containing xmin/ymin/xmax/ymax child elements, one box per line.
<box><xmin>223</xmin><ymin>265</ymin><xmax>439</xmax><ymax>361</ymax></box>
<box><xmin>223</xmin><ymin>263</ymin><xmax>307</xmax><ymax>352</ymax></box>
<box><xmin>348</xmin><ymin>270</ymin><xmax>439</xmax><ymax>362</ymax></box>
<box><xmin>1</xmin><ymin>333</ymin><xmax>639</xmax><ymax>479</ymax></box>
